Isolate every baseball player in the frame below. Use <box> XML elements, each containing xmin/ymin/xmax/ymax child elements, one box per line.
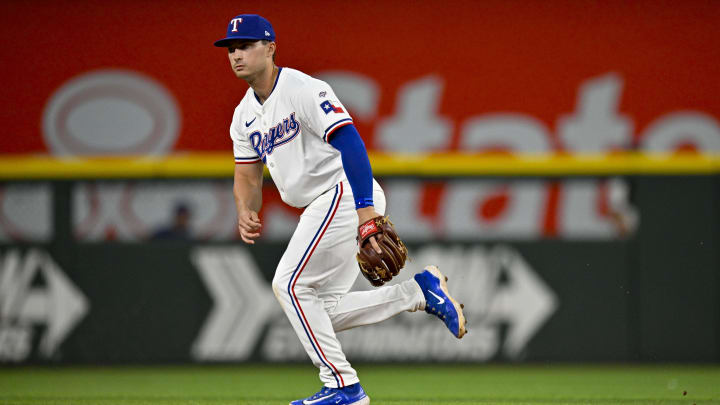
<box><xmin>214</xmin><ymin>14</ymin><xmax>466</xmax><ymax>405</ymax></box>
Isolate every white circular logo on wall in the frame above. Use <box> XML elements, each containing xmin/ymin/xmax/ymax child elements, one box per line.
<box><xmin>43</xmin><ymin>70</ymin><xmax>181</xmax><ymax>156</ymax></box>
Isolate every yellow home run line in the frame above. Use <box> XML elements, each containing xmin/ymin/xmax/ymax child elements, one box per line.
<box><xmin>0</xmin><ymin>152</ymin><xmax>719</xmax><ymax>179</ymax></box>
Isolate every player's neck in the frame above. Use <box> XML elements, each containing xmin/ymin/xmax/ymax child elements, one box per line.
<box><xmin>247</xmin><ymin>64</ymin><xmax>278</xmax><ymax>104</ymax></box>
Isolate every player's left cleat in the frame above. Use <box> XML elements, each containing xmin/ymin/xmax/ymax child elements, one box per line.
<box><xmin>290</xmin><ymin>383</ymin><xmax>370</xmax><ymax>405</ymax></box>
<box><xmin>414</xmin><ymin>265</ymin><xmax>467</xmax><ymax>338</ymax></box>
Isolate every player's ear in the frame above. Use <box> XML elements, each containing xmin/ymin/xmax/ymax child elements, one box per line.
<box><xmin>267</xmin><ymin>41</ymin><xmax>276</xmax><ymax>58</ymax></box>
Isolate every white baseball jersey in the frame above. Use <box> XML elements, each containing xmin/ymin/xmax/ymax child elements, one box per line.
<box><xmin>230</xmin><ymin>67</ymin><xmax>354</xmax><ymax>208</ymax></box>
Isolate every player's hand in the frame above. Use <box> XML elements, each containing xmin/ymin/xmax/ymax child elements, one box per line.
<box><xmin>237</xmin><ymin>209</ymin><xmax>262</xmax><ymax>244</ymax></box>
<box><xmin>357</xmin><ymin>206</ymin><xmax>382</xmax><ymax>254</ymax></box>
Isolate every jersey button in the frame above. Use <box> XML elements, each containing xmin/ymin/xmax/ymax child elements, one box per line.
<box><xmin>269</xmin><ymin>162</ymin><xmax>275</xmax><ymax>168</ymax></box>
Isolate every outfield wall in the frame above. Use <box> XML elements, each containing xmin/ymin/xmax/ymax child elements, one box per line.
<box><xmin>2</xmin><ymin>0</ymin><xmax>719</xmax><ymax>364</ymax></box>
<box><xmin>0</xmin><ymin>174</ymin><xmax>717</xmax><ymax>364</ymax></box>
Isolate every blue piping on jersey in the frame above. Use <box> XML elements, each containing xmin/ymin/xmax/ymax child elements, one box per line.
<box><xmin>323</xmin><ymin>118</ymin><xmax>353</xmax><ymax>142</ymax></box>
<box><xmin>235</xmin><ymin>156</ymin><xmax>261</xmax><ymax>162</ymax></box>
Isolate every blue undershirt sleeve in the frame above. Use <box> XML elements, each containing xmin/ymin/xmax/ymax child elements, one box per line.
<box><xmin>328</xmin><ymin>124</ymin><xmax>374</xmax><ymax>209</ymax></box>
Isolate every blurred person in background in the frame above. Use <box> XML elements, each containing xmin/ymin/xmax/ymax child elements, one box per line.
<box><xmin>152</xmin><ymin>202</ymin><xmax>192</xmax><ymax>240</ymax></box>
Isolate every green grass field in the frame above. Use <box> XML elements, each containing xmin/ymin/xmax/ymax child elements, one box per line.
<box><xmin>0</xmin><ymin>364</ymin><xmax>718</xmax><ymax>405</ymax></box>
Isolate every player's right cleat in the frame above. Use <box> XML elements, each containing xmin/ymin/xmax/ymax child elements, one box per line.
<box><xmin>414</xmin><ymin>265</ymin><xmax>467</xmax><ymax>338</ymax></box>
<box><xmin>290</xmin><ymin>383</ymin><xmax>370</xmax><ymax>405</ymax></box>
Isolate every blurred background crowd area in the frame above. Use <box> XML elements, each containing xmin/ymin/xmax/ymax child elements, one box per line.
<box><xmin>0</xmin><ymin>0</ymin><xmax>717</xmax><ymax>366</ymax></box>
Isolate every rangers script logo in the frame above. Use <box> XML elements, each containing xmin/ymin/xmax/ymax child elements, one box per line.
<box><xmin>249</xmin><ymin>113</ymin><xmax>301</xmax><ymax>160</ymax></box>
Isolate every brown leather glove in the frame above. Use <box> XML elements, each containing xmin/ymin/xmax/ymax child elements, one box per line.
<box><xmin>356</xmin><ymin>216</ymin><xmax>408</xmax><ymax>286</ymax></box>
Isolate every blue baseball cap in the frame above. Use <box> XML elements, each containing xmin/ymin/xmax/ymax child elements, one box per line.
<box><xmin>214</xmin><ymin>14</ymin><xmax>275</xmax><ymax>47</ymax></box>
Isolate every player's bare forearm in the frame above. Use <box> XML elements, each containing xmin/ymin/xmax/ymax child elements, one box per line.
<box><xmin>233</xmin><ymin>162</ymin><xmax>264</xmax><ymax>244</ymax></box>
<box><xmin>233</xmin><ymin>162</ymin><xmax>263</xmax><ymax>211</ymax></box>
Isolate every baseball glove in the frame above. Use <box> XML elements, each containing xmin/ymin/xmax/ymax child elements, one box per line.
<box><xmin>356</xmin><ymin>216</ymin><xmax>408</xmax><ymax>286</ymax></box>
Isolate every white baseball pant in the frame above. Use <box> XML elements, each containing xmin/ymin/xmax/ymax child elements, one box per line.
<box><xmin>271</xmin><ymin>179</ymin><xmax>425</xmax><ymax>388</ymax></box>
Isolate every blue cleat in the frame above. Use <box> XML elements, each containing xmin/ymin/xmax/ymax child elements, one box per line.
<box><xmin>290</xmin><ymin>383</ymin><xmax>370</xmax><ymax>405</ymax></box>
<box><xmin>414</xmin><ymin>265</ymin><xmax>467</xmax><ymax>338</ymax></box>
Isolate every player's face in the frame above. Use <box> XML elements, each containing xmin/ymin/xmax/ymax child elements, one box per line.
<box><xmin>227</xmin><ymin>40</ymin><xmax>273</xmax><ymax>79</ymax></box>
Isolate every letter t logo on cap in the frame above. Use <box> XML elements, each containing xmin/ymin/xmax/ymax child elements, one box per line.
<box><xmin>231</xmin><ymin>18</ymin><xmax>243</xmax><ymax>32</ymax></box>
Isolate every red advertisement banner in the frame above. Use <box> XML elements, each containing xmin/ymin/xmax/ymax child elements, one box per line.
<box><xmin>1</xmin><ymin>0</ymin><xmax>719</xmax><ymax>156</ymax></box>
